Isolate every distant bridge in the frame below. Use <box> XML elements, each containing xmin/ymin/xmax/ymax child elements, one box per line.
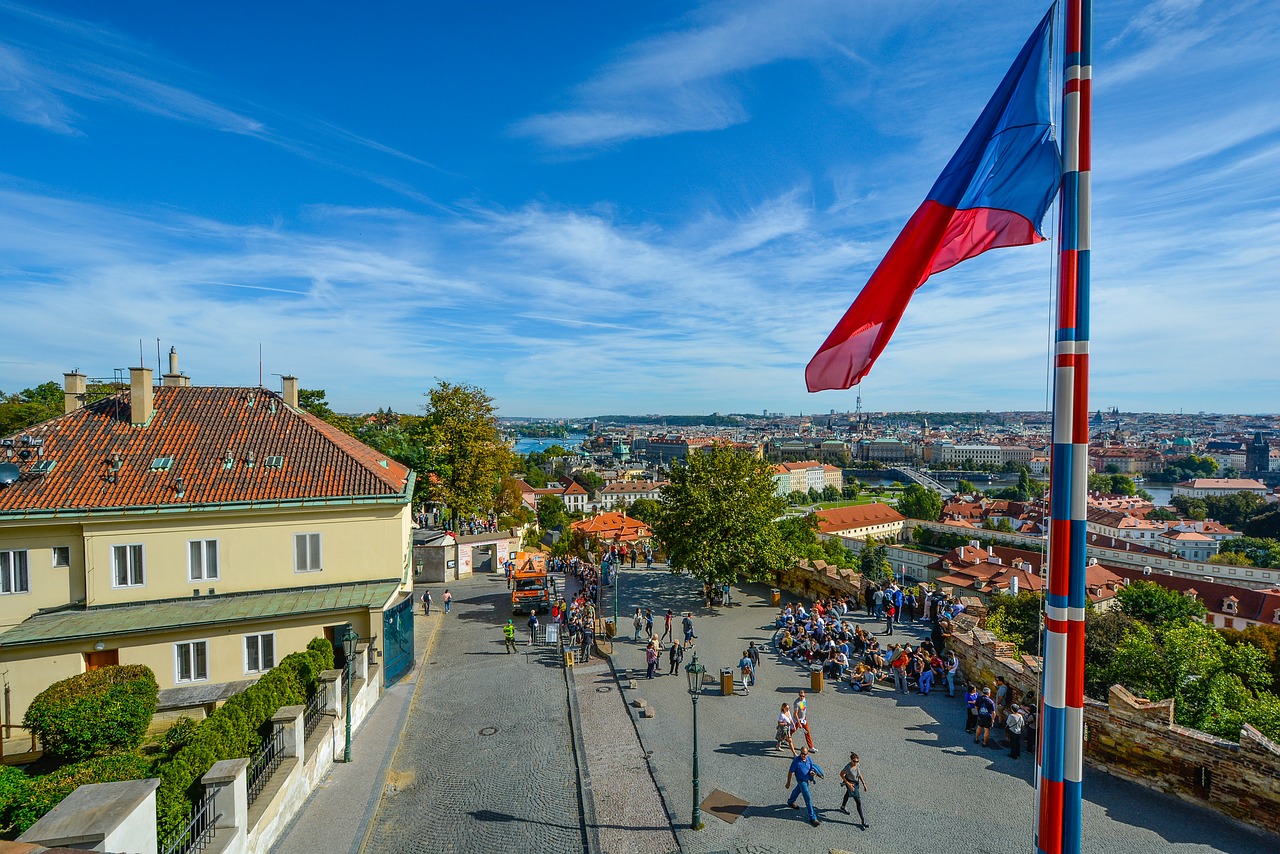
<box><xmin>898</xmin><ymin>466</ymin><xmax>955</xmax><ymax>499</ymax></box>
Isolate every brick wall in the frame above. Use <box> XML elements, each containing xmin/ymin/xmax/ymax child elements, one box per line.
<box><xmin>776</xmin><ymin>561</ymin><xmax>1280</xmax><ymax>837</ymax></box>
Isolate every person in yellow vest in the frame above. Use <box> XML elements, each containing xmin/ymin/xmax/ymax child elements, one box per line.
<box><xmin>502</xmin><ymin>619</ymin><xmax>518</xmax><ymax>653</ymax></box>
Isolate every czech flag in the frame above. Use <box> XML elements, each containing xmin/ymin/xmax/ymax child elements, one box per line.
<box><xmin>806</xmin><ymin>7</ymin><xmax>1060</xmax><ymax>392</ymax></box>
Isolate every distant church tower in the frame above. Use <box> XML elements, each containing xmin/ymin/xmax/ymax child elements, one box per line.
<box><xmin>1247</xmin><ymin>432</ymin><xmax>1270</xmax><ymax>473</ymax></box>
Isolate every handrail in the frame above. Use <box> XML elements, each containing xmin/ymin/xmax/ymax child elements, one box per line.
<box><xmin>245</xmin><ymin>727</ymin><xmax>286</xmax><ymax>806</ymax></box>
<box><xmin>159</xmin><ymin>791</ymin><xmax>219</xmax><ymax>854</ymax></box>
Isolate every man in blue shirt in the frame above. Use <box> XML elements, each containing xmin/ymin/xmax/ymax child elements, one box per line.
<box><xmin>785</xmin><ymin>745</ymin><xmax>825</xmax><ymax>826</ymax></box>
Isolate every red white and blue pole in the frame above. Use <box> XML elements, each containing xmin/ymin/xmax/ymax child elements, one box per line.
<box><xmin>1038</xmin><ymin>1</ymin><xmax>1090</xmax><ymax>853</ymax></box>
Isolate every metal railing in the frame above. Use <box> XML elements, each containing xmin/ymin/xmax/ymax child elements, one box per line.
<box><xmin>303</xmin><ymin>688</ymin><xmax>328</xmax><ymax>737</ymax></box>
<box><xmin>0</xmin><ymin>723</ymin><xmax>39</xmax><ymax>761</ymax></box>
<box><xmin>245</xmin><ymin>727</ymin><xmax>286</xmax><ymax>807</ymax></box>
<box><xmin>160</xmin><ymin>791</ymin><xmax>219</xmax><ymax>854</ymax></box>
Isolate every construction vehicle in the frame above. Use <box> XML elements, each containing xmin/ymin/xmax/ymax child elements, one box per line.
<box><xmin>511</xmin><ymin>552</ymin><xmax>552</xmax><ymax>615</ymax></box>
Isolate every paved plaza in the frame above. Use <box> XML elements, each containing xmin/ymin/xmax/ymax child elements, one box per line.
<box><xmin>612</xmin><ymin>568</ymin><xmax>1277</xmax><ymax>854</ymax></box>
<box><xmin>274</xmin><ymin>566</ymin><xmax>1278</xmax><ymax>854</ymax></box>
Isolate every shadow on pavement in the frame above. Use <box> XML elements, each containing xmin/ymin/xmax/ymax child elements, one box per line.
<box><xmin>714</xmin><ymin>739</ymin><xmax>782</xmax><ymax>758</ymax></box>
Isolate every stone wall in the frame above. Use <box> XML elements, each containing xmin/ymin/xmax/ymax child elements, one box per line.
<box><xmin>776</xmin><ymin>560</ymin><xmax>1280</xmax><ymax>838</ymax></box>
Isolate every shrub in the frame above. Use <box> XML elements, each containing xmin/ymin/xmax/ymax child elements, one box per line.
<box><xmin>155</xmin><ymin>641</ymin><xmax>332</xmax><ymax>837</ymax></box>
<box><xmin>0</xmin><ymin>765</ymin><xmax>33</xmax><ymax>836</ymax></box>
<box><xmin>23</xmin><ymin>665</ymin><xmax>158</xmax><ymax>762</ymax></box>
<box><xmin>9</xmin><ymin>754</ymin><xmax>154</xmax><ymax>834</ymax></box>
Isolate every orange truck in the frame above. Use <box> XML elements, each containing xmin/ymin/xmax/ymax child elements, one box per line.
<box><xmin>511</xmin><ymin>552</ymin><xmax>552</xmax><ymax>615</ymax></box>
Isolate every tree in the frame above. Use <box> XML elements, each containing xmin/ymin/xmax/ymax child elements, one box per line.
<box><xmin>0</xmin><ymin>382</ymin><xmax>64</xmax><ymax>434</ymax></box>
<box><xmin>496</xmin><ymin>476</ymin><xmax>525</xmax><ymax>517</ymax></box>
<box><xmin>1244</xmin><ymin>509</ymin><xmax>1280</xmax><ymax>540</ymax></box>
<box><xmin>788</xmin><ymin>490</ymin><xmax>809</xmax><ymax>506</ymax></box>
<box><xmin>807</xmin><ymin>487</ymin><xmax>821</xmax><ymax>503</ymax></box>
<box><xmin>1203</xmin><ymin>492</ymin><xmax>1266</xmax><ymax>529</ymax></box>
<box><xmin>1084</xmin><ymin>609</ymin><xmax>1139</xmax><ymax>700</ymax></box>
<box><xmin>858</xmin><ymin>536</ymin><xmax>891</xmax><ymax>581</ymax></box>
<box><xmin>1114</xmin><ymin>580</ymin><xmax>1207</xmax><ymax>626</ymax></box>
<box><xmin>1218</xmin><ymin>537</ymin><xmax>1280</xmax><ymax>569</ymax></box>
<box><xmin>821</xmin><ymin>485</ymin><xmax>840</xmax><ymax>502</ymax></box>
<box><xmin>537</xmin><ymin>494</ymin><xmax>569</xmax><ymax>532</ymax></box>
<box><xmin>985</xmin><ymin>591</ymin><xmax>1044</xmax><ymax>655</ymax></box>
<box><xmin>841</xmin><ymin>482</ymin><xmax>861</xmax><ymax>500</ymax></box>
<box><xmin>1170</xmin><ymin>496</ymin><xmax>1208</xmax><ymax>521</ymax></box>
<box><xmin>955</xmin><ymin>479</ymin><xmax>977</xmax><ymax>495</ymax></box>
<box><xmin>897</xmin><ymin>483</ymin><xmax>943</xmax><ymax>521</ymax></box>
<box><xmin>1146</xmin><ymin>507</ymin><xmax>1178</xmax><ymax>522</ymax></box>
<box><xmin>573</xmin><ymin>471</ymin><xmax>604</xmax><ymax>499</ymax></box>
<box><xmin>626</xmin><ymin>498</ymin><xmax>662</xmax><ymax>525</ymax></box>
<box><xmin>652</xmin><ymin>445</ymin><xmax>788</xmax><ymax>587</ymax></box>
<box><xmin>418</xmin><ymin>381</ymin><xmax>514</xmax><ymax>526</ymax></box>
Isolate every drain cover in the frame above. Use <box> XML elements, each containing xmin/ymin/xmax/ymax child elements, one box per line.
<box><xmin>479</xmin><ymin>726</ymin><xmax>498</xmax><ymax>737</ymax></box>
<box><xmin>596</xmin><ymin>686</ymin><xmax>613</xmax><ymax>693</ymax></box>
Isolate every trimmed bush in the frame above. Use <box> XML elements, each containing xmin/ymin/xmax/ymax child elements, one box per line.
<box><xmin>9</xmin><ymin>754</ymin><xmax>154</xmax><ymax>834</ymax></box>
<box><xmin>23</xmin><ymin>665</ymin><xmax>158</xmax><ymax>762</ymax></box>
<box><xmin>155</xmin><ymin>641</ymin><xmax>332</xmax><ymax>837</ymax></box>
<box><xmin>0</xmin><ymin>765</ymin><xmax>33</xmax><ymax>836</ymax></box>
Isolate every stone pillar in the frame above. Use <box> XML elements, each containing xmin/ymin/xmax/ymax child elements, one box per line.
<box><xmin>19</xmin><ymin>778</ymin><xmax>159</xmax><ymax>854</ymax></box>
<box><xmin>355</xmin><ymin>642</ymin><xmax>370</xmax><ymax>683</ymax></box>
<box><xmin>272</xmin><ymin>704</ymin><xmax>305</xmax><ymax>760</ymax></box>
<box><xmin>319</xmin><ymin>670</ymin><xmax>342</xmax><ymax>720</ymax></box>
<box><xmin>202</xmin><ymin>757</ymin><xmax>249</xmax><ymax>851</ymax></box>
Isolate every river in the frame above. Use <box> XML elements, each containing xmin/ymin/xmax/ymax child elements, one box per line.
<box><xmin>512</xmin><ymin>434</ymin><xmax>588</xmax><ymax>456</ymax></box>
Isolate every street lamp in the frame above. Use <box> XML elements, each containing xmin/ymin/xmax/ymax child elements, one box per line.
<box><xmin>684</xmin><ymin>650</ymin><xmax>706</xmax><ymax>831</ymax></box>
<box><xmin>342</xmin><ymin>625</ymin><xmax>358</xmax><ymax>762</ymax></box>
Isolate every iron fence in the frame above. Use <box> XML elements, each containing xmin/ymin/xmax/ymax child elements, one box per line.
<box><xmin>159</xmin><ymin>791</ymin><xmax>219</xmax><ymax>854</ymax></box>
<box><xmin>245</xmin><ymin>727</ymin><xmax>286</xmax><ymax>807</ymax></box>
<box><xmin>303</xmin><ymin>688</ymin><xmax>328</xmax><ymax>737</ymax></box>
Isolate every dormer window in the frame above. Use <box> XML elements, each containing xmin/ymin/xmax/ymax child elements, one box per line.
<box><xmin>1222</xmin><ymin>597</ymin><xmax>1239</xmax><ymax>614</ymax></box>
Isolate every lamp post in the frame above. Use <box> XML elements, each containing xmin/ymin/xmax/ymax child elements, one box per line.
<box><xmin>342</xmin><ymin>625</ymin><xmax>358</xmax><ymax>763</ymax></box>
<box><xmin>684</xmin><ymin>650</ymin><xmax>706</xmax><ymax>831</ymax></box>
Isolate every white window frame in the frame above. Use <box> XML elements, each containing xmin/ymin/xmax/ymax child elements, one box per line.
<box><xmin>175</xmin><ymin>640</ymin><xmax>209</xmax><ymax>683</ymax></box>
<box><xmin>111</xmin><ymin>544</ymin><xmax>145</xmax><ymax>588</ymax></box>
<box><xmin>51</xmin><ymin>546</ymin><xmax>71</xmax><ymax>568</ymax></box>
<box><xmin>188</xmin><ymin>539</ymin><xmax>220</xmax><ymax>582</ymax></box>
<box><xmin>0</xmin><ymin>550</ymin><xmax>30</xmax><ymax>595</ymax></box>
<box><xmin>244</xmin><ymin>633</ymin><xmax>276</xmax><ymax>674</ymax></box>
<box><xmin>294</xmin><ymin>533</ymin><xmax>322</xmax><ymax>573</ymax></box>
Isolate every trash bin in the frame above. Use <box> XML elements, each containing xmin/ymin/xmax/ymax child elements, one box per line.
<box><xmin>771</xmin><ymin>588</ymin><xmax>781</xmax><ymax>607</ymax></box>
<box><xmin>720</xmin><ymin>668</ymin><xmax>735</xmax><ymax>696</ymax></box>
<box><xmin>605</xmin><ymin>620</ymin><xmax>616</xmax><ymax>638</ymax></box>
<box><xmin>810</xmin><ymin>665</ymin><xmax>824</xmax><ymax>693</ymax></box>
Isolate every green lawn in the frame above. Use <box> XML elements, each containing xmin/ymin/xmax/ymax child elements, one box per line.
<box><xmin>812</xmin><ymin>497</ymin><xmax>894</xmax><ymax>510</ymax></box>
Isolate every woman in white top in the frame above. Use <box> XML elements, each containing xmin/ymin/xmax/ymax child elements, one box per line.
<box><xmin>775</xmin><ymin>703</ymin><xmax>798</xmax><ymax>755</ymax></box>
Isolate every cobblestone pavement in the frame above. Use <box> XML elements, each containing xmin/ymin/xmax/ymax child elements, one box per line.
<box><xmin>361</xmin><ymin>573</ymin><xmax>586</xmax><ymax>854</ymax></box>
<box><xmin>611</xmin><ymin>568</ymin><xmax>1277</xmax><ymax>854</ymax></box>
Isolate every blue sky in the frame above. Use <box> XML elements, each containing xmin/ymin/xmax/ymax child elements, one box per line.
<box><xmin>1</xmin><ymin>1</ymin><xmax>1277</xmax><ymax>417</ymax></box>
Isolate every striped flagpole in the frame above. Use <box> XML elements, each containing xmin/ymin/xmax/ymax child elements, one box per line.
<box><xmin>1039</xmin><ymin>1</ymin><xmax>1090</xmax><ymax>854</ymax></box>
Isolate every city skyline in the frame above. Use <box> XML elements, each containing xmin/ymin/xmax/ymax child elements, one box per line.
<box><xmin>1</xmin><ymin>1</ymin><xmax>1277</xmax><ymax>417</ymax></box>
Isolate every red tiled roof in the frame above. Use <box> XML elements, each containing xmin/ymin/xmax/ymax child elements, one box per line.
<box><xmin>0</xmin><ymin>386</ymin><xmax>410</xmax><ymax>514</ymax></box>
<box><xmin>815</xmin><ymin>503</ymin><xmax>905</xmax><ymax>534</ymax></box>
<box><xmin>570</xmin><ymin>512</ymin><xmax>651</xmax><ymax>542</ymax></box>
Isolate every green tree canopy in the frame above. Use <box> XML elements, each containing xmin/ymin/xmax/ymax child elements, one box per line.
<box><xmin>897</xmin><ymin>483</ymin><xmax>943</xmax><ymax>520</ymax></box>
<box><xmin>418</xmin><ymin>381</ymin><xmax>513</xmax><ymax>523</ymax></box>
<box><xmin>625</xmin><ymin>498</ymin><xmax>662</xmax><ymax>524</ymax></box>
<box><xmin>652</xmin><ymin>445</ymin><xmax>788</xmax><ymax>586</ymax></box>
<box><xmin>858</xmin><ymin>536</ymin><xmax>891</xmax><ymax>581</ymax></box>
<box><xmin>536</xmin><ymin>494</ymin><xmax>569</xmax><ymax>532</ymax></box>
<box><xmin>985</xmin><ymin>591</ymin><xmax>1043</xmax><ymax>656</ymax></box>
<box><xmin>1114</xmin><ymin>579</ymin><xmax>1207</xmax><ymax>626</ymax></box>
<box><xmin>0</xmin><ymin>382</ymin><xmax>64</xmax><ymax>434</ymax></box>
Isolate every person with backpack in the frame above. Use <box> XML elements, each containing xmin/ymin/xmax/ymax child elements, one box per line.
<box><xmin>839</xmin><ymin>752</ymin><xmax>869</xmax><ymax>829</ymax></box>
<box><xmin>1005</xmin><ymin>704</ymin><xmax>1026</xmax><ymax>758</ymax></box>
<box><xmin>974</xmin><ymin>686</ymin><xmax>997</xmax><ymax>748</ymax></box>
<box><xmin>739</xmin><ymin>650</ymin><xmax>755</xmax><ymax>688</ymax></box>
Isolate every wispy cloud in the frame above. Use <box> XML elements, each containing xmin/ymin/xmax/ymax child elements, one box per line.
<box><xmin>513</xmin><ymin>0</ymin><xmax>868</xmax><ymax>148</ymax></box>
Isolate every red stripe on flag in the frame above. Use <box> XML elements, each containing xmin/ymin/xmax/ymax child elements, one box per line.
<box><xmin>1066</xmin><ymin>620</ymin><xmax>1086</xmax><ymax>706</ymax></box>
<box><xmin>1040</xmin><ymin>779</ymin><xmax>1064</xmax><ymax>854</ymax></box>
<box><xmin>1072</xmin><ymin>355</ymin><xmax>1090</xmax><ymax>445</ymax></box>
<box><xmin>1049</xmin><ymin>519</ymin><xmax>1072</xmax><ymax>597</ymax></box>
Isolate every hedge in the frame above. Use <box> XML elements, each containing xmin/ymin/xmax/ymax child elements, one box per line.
<box><xmin>155</xmin><ymin>637</ymin><xmax>334</xmax><ymax>837</ymax></box>
<box><xmin>22</xmin><ymin>665</ymin><xmax>158</xmax><ymax>762</ymax></box>
<box><xmin>0</xmin><ymin>765</ymin><xmax>32</xmax><ymax>836</ymax></box>
<box><xmin>6</xmin><ymin>754</ymin><xmax>155</xmax><ymax>835</ymax></box>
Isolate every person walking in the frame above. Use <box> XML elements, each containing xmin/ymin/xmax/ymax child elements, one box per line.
<box><xmin>661</xmin><ymin>610</ymin><xmax>674</xmax><ymax>644</ymax></box>
<box><xmin>785</xmin><ymin>746</ymin><xmax>825</xmax><ymax>827</ymax></box>
<box><xmin>632</xmin><ymin>608</ymin><xmax>643</xmax><ymax>641</ymax></box>
<box><xmin>646</xmin><ymin>642</ymin><xmax>659</xmax><ymax>679</ymax></box>
<box><xmin>739</xmin><ymin>650</ymin><xmax>754</xmax><ymax>689</ymax></box>
<box><xmin>794</xmin><ymin>690</ymin><xmax>816</xmax><ymax>752</ymax></box>
<box><xmin>775</xmin><ymin>703</ymin><xmax>798</xmax><ymax>755</ymax></box>
<box><xmin>839</xmin><ymin>752</ymin><xmax>869</xmax><ymax>829</ymax></box>
<box><xmin>502</xmin><ymin>619</ymin><xmax>518</xmax><ymax>653</ymax></box>
<box><xmin>748</xmin><ymin>641</ymin><xmax>762</xmax><ymax>677</ymax></box>
<box><xmin>883</xmin><ymin>601</ymin><xmax>895</xmax><ymax>636</ymax></box>
<box><xmin>527</xmin><ymin>612</ymin><xmax>539</xmax><ymax>646</ymax></box>
<box><xmin>644</xmin><ymin>608</ymin><xmax>655</xmax><ymax>639</ymax></box>
<box><xmin>668</xmin><ymin>639</ymin><xmax>684</xmax><ymax>675</ymax></box>
<box><xmin>964</xmin><ymin>684</ymin><xmax>979</xmax><ymax>733</ymax></box>
<box><xmin>422</xmin><ymin>589</ymin><xmax>431</xmax><ymax>616</ymax></box>
<box><xmin>682</xmin><ymin>613</ymin><xmax>696</xmax><ymax>648</ymax></box>
<box><xmin>442</xmin><ymin>589</ymin><xmax>452</xmax><ymax>613</ymax></box>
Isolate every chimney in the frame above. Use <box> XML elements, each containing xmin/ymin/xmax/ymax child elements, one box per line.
<box><xmin>282</xmin><ymin>375</ymin><xmax>299</xmax><ymax>409</ymax></box>
<box><xmin>129</xmin><ymin>366</ymin><xmax>154</xmax><ymax>426</ymax></box>
<box><xmin>162</xmin><ymin>346</ymin><xmax>190</xmax><ymax>387</ymax></box>
<box><xmin>63</xmin><ymin>371</ymin><xmax>86</xmax><ymax>413</ymax></box>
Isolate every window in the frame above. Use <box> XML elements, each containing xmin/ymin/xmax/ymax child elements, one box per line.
<box><xmin>294</xmin><ymin>533</ymin><xmax>322</xmax><ymax>572</ymax></box>
<box><xmin>245</xmin><ymin>633</ymin><xmax>275</xmax><ymax>673</ymax></box>
<box><xmin>188</xmin><ymin>540</ymin><xmax>219</xmax><ymax>581</ymax></box>
<box><xmin>1</xmin><ymin>550</ymin><xmax>29</xmax><ymax>594</ymax></box>
<box><xmin>112</xmin><ymin>544</ymin><xmax>145</xmax><ymax>587</ymax></box>
<box><xmin>52</xmin><ymin>546</ymin><xmax>70</xmax><ymax>568</ymax></box>
<box><xmin>175</xmin><ymin>641</ymin><xmax>208</xmax><ymax>682</ymax></box>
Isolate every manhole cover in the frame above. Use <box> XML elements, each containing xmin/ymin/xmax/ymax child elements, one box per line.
<box><xmin>479</xmin><ymin>726</ymin><xmax>498</xmax><ymax>737</ymax></box>
<box><xmin>596</xmin><ymin>686</ymin><xmax>613</xmax><ymax>693</ymax></box>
